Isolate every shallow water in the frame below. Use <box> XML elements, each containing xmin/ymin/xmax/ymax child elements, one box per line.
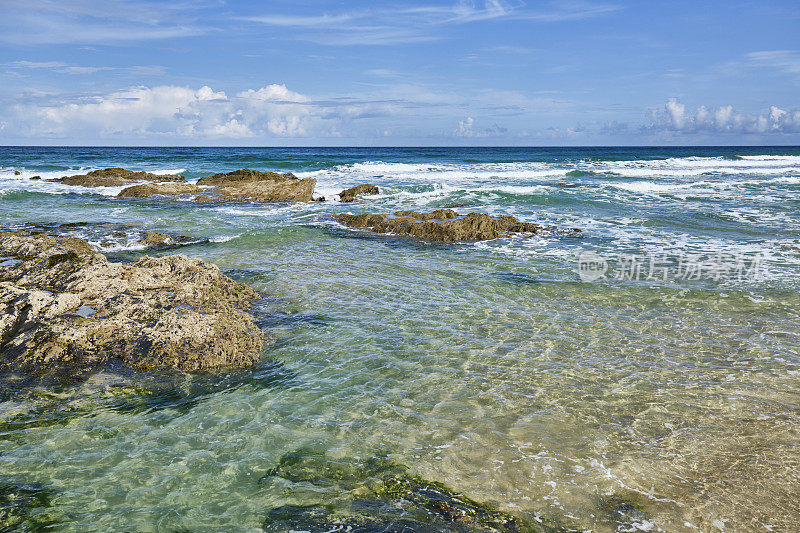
<box><xmin>1</xmin><ymin>146</ymin><xmax>799</xmax><ymax>531</ymax></box>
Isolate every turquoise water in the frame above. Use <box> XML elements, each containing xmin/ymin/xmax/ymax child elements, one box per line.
<box><xmin>1</xmin><ymin>147</ymin><xmax>800</xmax><ymax>531</ymax></box>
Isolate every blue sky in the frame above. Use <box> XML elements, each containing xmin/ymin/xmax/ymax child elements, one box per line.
<box><xmin>0</xmin><ymin>0</ymin><xmax>798</xmax><ymax>145</ymax></box>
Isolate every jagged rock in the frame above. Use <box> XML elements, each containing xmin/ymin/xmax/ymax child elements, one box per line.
<box><xmin>194</xmin><ymin>179</ymin><xmax>316</xmax><ymax>203</ymax></box>
<box><xmin>338</xmin><ymin>183</ymin><xmax>379</xmax><ymax>202</ymax></box>
<box><xmin>0</xmin><ymin>231</ymin><xmax>265</xmax><ymax>377</ymax></box>
<box><xmin>192</xmin><ymin>169</ymin><xmax>316</xmax><ymax>203</ymax></box>
<box><xmin>331</xmin><ymin>209</ymin><xmax>581</xmax><ymax>243</ymax></box>
<box><xmin>117</xmin><ymin>182</ymin><xmax>202</xmax><ymax>198</ymax></box>
<box><xmin>196</xmin><ymin>168</ymin><xmax>298</xmax><ymax>186</ymax></box>
<box><xmin>142</xmin><ymin>232</ymin><xmax>171</xmax><ymax>246</ymax></box>
<box><xmin>56</xmin><ymin>168</ymin><xmax>184</xmax><ymax>187</ymax></box>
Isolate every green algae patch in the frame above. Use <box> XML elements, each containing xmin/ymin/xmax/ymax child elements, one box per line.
<box><xmin>261</xmin><ymin>450</ymin><xmax>565</xmax><ymax>532</ymax></box>
<box><xmin>0</xmin><ymin>482</ymin><xmax>60</xmax><ymax>532</ymax></box>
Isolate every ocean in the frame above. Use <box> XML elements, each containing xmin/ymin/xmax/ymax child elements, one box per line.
<box><xmin>1</xmin><ymin>146</ymin><xmax>799</xmax><ymax>531</ymax></box>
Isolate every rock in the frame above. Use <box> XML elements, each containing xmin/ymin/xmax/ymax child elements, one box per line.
<box><xmin>193</xmin><ymin>169</ymin><xmax>316</xmax><ymax>203</ymax></box>
<box><xmin>194</xmin><ymin>178</ymin><xmax>316</xmax><ymax>203</ymax></box>
<box><xmin>0</xmin><ymin>482</ymin><xmax>58</xmax><ymax>531</ymax></box>
<box><xmin>261</xmin><ymin>451</ymin><xmax>547</xmax><ymax>533</ymax></box>
<box><xmin>56</xmin><ymin>168</ymin><xmax>184</xmax><ymax>187</ymax></box>
<box><xmin>331</xmin><ymin>209</ymin><xmax>581</xmax><ymax>243</ymax></box>
<box><xmin>142</xmin><ymin>232</ymin><xmax>172</xmax><ymax>246</ymax></box>
<box><xmin>599</xmin><ymin>494</ymin><xmax>651</xmax><ymax>531</ymax></box>
<box><xmin>13</xmin><ymin>171</ymin><xmax>20</xmax><ymax>176</ymax></box>
<box><xmin>117</xmin><ymin>182</ymin><xmax>202</xmax><ymax>198</ymax></box>
<box><xmin>196</xmin><ymin>168</ymin><xmax>298</xmax><ymax>186</ymax></box>
<box><xmin>0</xmin><ymin>231</ymin><xmax>266</xmax><ymax>377</ymax></box>
<box><xmin>338</xmin><ymin>183</ymin><xmax>379</xmax><ymax>202</ymax></box>
<box><xmin>29</xmin><ymin>176</ymin><xmax>40</xmax><ymax>180</ymax></box>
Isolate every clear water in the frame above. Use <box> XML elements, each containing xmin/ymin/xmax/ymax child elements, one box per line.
<box><xmin>1</xmin><ymin>146</ymin><xmax>799</xmax><ymax>531</ymax></box>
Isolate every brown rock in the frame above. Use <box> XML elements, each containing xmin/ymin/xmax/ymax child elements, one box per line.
<box><xmin>196</xmin><ymin>168</ymin><xmax>298</xmax><ymax>186</ymax></box>
<box><xmin>13</xmin><ymin>170</ymin><xmax>21</xmax><ymax>175</ymax></box>
<box><xmin>339</xmin><ymin>184</ymin><xmax>379</xmax><ymax>202</ymax></box>
<box><xmin>143</xmin><ymin>232</ymin><xmax>172</xmax><ymax>246</ymax></box>
<box><xmin>0</xmin><ymin>231</ymin><xmax>265</xmax><ymax>377</ymax></box>
<box><xmin>189</xmin><ymin>169</ymin><xmax>317</xmax><ymax>202</ymax></box>
<box><xmin>331</xmin><ymin>210</ymin><xmax>581</xmax><ymax>243</ymax></box>
<box><xmin>117</xmin><ymin>182</ymin><xmax>203</xmax><ymax>198</ymax></box>
<box><xmin>30</xmin><ymin>176</ymin><xmax>41</xmax><ymax>180</ymax></box>
<box><xmin>192</xmin><ymin>178</ymin><xmax>316</xmax><ymax>203</ymax></box>
<box><xmin>57</xmin><ymin>168</ymin><xmax>185</xmax><ymax>187</ymax></box>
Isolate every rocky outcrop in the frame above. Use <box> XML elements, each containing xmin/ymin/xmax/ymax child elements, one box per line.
<box><xmin>338</xmin><ymin>183</ymin><xmax>379</xmax><ymax>202</ymax></box>
<box><xmin>193</xmin><ymin>177</ymin><xmax>316</xmax><ymax>204</ymax></box>
<box><xmin>331</xmin><ymin>209</ymin><xmax>581</xmax><ymax>243</ymax></box>
<box><xmin>117</xmin><ymin>182</ymin><xmax>202</xmax><ymax>198</ymax></box>
<box><xmin>193</xmin><ymin>169</ymin><xmax>316</xmax><ymax>203</ymax></box>
<box><xmin>56</xmin><ymin>168</ymin><xmax>185</xmax><ymax>187</ymax></box>
<box><xmin>56</xmin><ymin>167</ymin><xmax>317</xmax><ymax>203</ymax></box>
<box><xmin>196</xmin><ymin>168</ymin><xmax>298</xmax><ymax>186</ymax></box>
<box><xmin>142</xmin><ymin>232</ymin><xmax>172</xmax><ymax>246</ymax></box>
<box><xmin>0</xmin><ymin>231</ymin><xmax>265</xmax><ymax>377</ymax></box>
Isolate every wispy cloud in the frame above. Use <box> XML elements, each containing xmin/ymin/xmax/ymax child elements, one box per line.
<box><xmin>241</xmin><ymin>0</ymin><xmax>620</xmax><ymax>45</ymax></box>
<box><xmin>7</xmin><ymin>61</ymin><xmax>166</xmax><ymax>76</ymax></box>
<box><xmin>0</xmin><ymin>0</ymin><xmax>209</xmax><ymax>45</ymax></box>
<box><xmin>746</xmin><ymin>50</ymin><xmax>800</xmax><ymax>76</ymax></box>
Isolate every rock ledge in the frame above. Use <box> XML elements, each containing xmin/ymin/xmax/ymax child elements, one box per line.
<box><xmin>331</xmin><ymin>209</ymin><xmax>581</xmax><ymax>243</ymax></box>
<box><xmin>0</xmin><ymin>231</ymin><xmax>265</xmax><ymax>377</ymax></box>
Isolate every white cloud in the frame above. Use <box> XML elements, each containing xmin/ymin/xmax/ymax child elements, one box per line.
<box><xmin>646</xmin><ymin>99</ymin><xmax>800</xmax><ymax>134</ymax></box>
<box><xmin>237</xmin><ymin>85</ymin><xmax>308</xmax><ymax>103</ymax></box>
<box><xmin>746</xmin><ymin>50</ymin><xmax>800</xmax><ymax>76</ymax></box>
<box><xmin>6</xmin><ymin>83</ymin><xmax>410</xmax><ymax>140</ymax></box>
<box><xmin>455</xmin><ymin>116</ymin><xmax>475</xmax><ymax>137</ymax></box>
<box><xmin>7</xmin><ymin>60</ymin><xmax>166</xmax><ymax>76</ymax></box>
<box><xmin>665</xmin><ymin>98</ymin><xmax>686</xmax><ymax>129</ymax></box>
<box><xmin>0</xmin><ymin>0</ymin><xmax>208</xmax><ymax>45</ymax></box>
<box><xmin>243</xmin><ymin>1</ymin><xmax>620</xmax><ymax>45</ymax></box>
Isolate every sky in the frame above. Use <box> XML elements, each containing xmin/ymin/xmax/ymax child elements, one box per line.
<box><xmin>0</xmin><ymin>0</ymin><xmax>798</xmax><ymax>146</ymax></box>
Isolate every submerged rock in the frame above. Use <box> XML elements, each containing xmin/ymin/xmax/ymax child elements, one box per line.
<box><xmin>0</xmin><ymin>481</ymin><xmax>58</xmax><ymax>531</ymax></box>
<box><xmin>338</xmin><ymin>183</ymin><xmax>379</xmax><ymax>202</ymax></box>
<box><xmin>261</xmin><ymin>450</ymin><xmax>553</xmax><ymax>532</ymax></box>
<box><xmin>331</xmin><ymin>209</ymin><xmax>581</xmax><ymax>243</ymax></box>
<box><xmin>117</xmin><ymin>182</ymin><xmax>202</xmax><ymax>198</ymax></box>
<box><xmin>599</xmin><ymin>494</ymin><xmax>651</xmax><ymax>531</ymax></box>
<box><xmin>0</xmin><ymin>231</ymin><xmax>265</xmax><ymax>377</ymax></box>
<box><xmin>56</xmin><ymin>167</ymin><xmax>185</xmax><ymax>187</ymax></box>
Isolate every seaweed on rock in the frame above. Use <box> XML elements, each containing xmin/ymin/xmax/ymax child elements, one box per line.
<box><xmin>0</xmin><ymin>481</ymin><xmax>59</xmax><ymax>532</ymax></box>
<box><xmin>261</xmin><ymin>450</ymin><xmax>564</xmax><ymax>532</ymax></box>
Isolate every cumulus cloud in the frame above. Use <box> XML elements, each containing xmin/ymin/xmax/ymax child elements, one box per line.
<box><xmin>5</xmin><ymin>83</ymin><xmax>410</xmax><ymax>140</ymax></box>
<box><xmin>644</xmin><ymin>98</ymin><xmax>800</xmax><ymax>134</ymax></box>
<box><xmin>9</xmin><ymin>84</ymin><xmax>307</xmax><ymax>139</ymax></box>
<box><xmin>455</xmin><ymin>117</ymin><xmax>475</xmax><ymax>137</ymax></box>
<box><xmin>453</xmin><ymin>116</ymin><xmax>509</xmax><ymax>138</ymax></box>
